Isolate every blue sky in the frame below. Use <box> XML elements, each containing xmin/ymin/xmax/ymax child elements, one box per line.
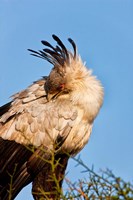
<box><xmin>1</xmin><ymin>0</ymin><xmax>133</xmax><ymax>199</ymax></box>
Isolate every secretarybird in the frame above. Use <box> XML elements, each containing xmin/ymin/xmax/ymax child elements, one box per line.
<box><xmin>0</xmin><ymin>35</ymin><xmax>104</xmax><ymax>199</ymax></box>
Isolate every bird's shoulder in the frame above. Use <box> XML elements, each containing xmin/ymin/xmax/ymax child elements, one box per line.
<box><xmin>0</xmin><ymin>78</ymin><xmax>47</xmax><ymax>123</ymax></box>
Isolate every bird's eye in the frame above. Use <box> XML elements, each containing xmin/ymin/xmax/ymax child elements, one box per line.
<box><xmin>58</xmin><ymin>83</ymin><xmax>65</xmax><ymax>90</ymax></box>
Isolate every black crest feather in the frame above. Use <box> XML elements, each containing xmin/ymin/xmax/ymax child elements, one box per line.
<box><xmin>28</xmin><ymin>35</ymin><xmax>77</xmax><ymax>66</ymax></box>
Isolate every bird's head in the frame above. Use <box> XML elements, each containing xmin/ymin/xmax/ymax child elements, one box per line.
<box><xmin>28</xmin><ymin>35</ymin><xmax>88</xmax><ymax>100</ymax></box>
<box><xmin>28</xmin><ymin>35</ymin><xmax>103</xmax><ymax>118</ymax></box>
<box><xmin>28</xmin><ymin>35</ymin><xmax>81</xmax><ymax>101</ymax></box>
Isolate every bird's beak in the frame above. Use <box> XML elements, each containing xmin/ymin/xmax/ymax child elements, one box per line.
<box><xmin>47</xmin><ymin>91</ymin><xmax>61</xmax><ymax>102</ymax></box>
<box><xmin>46</xmin><ymin>93</ymin><xmax>55</xmax><ymax>102</ymax></box>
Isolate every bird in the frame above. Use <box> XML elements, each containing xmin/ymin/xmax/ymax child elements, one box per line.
<box><xmin>0</xmin><ymin>35</ymin><xmax>104</xmax><ymax>200</ymax></box>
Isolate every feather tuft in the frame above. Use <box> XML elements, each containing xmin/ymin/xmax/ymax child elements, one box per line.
<box><xmin>28</xmin><ymin>35</ymin><xmax>77</xmax><ymax>66</ymax></box>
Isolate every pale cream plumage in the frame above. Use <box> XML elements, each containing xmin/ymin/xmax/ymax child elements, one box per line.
<box><xmin>0</xmin><ymin>35</ymin><xmax>103</xmax><ymax>199</ymax></box>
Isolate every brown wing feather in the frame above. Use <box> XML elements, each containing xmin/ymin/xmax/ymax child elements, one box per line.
<box><xmin>32</xmin><ymin>153</ymin><xmax>69</xmax><ymax>200</ymax></box>
<box><xmin>0</xmin><ymin>134</ymin><xmax>70</xmax><ymax>199</ymax></box>
<box><xmin>0</xmin><ymin>102</ymin><xmax>12</xmax><ymax>117</ymax></box>
<box><xmin>0</xmin><ymin>138</ymin><xmax>32</xmax><ymax>199</ymax></box>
